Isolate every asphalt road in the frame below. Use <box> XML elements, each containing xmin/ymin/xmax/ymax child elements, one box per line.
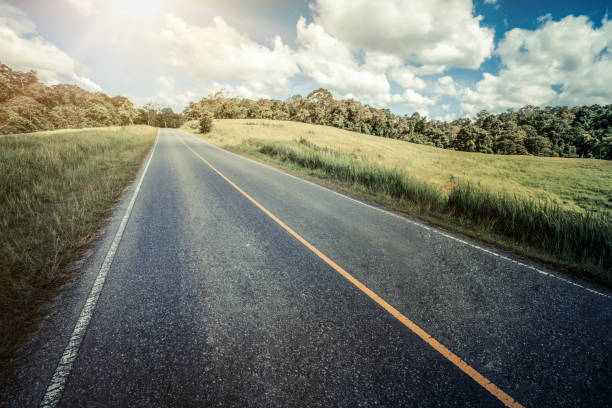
<box><xmin>2</xmin><ymin>128</ymin><xmax>611</xmax><ymax>407</ymax></box>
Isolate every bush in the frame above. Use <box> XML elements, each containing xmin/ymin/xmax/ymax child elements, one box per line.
<box><xmin>183</xmin><ymin>119</ymin><xmax>199</xmax><ymax>131</ymax></box>
<box><xmin>199</xmin><ymin>111</ymin><xmax>214</xmax><ymax>134</ymax></box>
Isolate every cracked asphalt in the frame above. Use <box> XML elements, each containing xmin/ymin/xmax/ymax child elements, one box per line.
<box><xmin>2</xmin><ymin>128</ymin><xmax>611</xmax><ymax>407</ymax></box>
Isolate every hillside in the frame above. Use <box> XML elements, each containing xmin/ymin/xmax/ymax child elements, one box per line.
<box><xmin>188</xmin><ymin>119</ymin><xmax>612</xmax><ymax>215</ymax></box>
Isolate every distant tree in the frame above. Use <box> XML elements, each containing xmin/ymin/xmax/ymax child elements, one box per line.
<box><xmin>525</xmin><ymin>135</ymin><xmax>553</xmax><ymax>156</ymax></box>
<box><xmin>452</xmin><ymin>125</ymin><xmax>489</xmax><ymax>152</ymax></box>
<box><xmin>493</xmin><ymin>122</ymin><xmax>527</xmax><ymax>155</ymax></box>
<box><xmin>426</xmin><ymin>126</ymin><xmax>449</xmax><ymax>148</ymax></box>
<box><xmin>600</xmin><ymin>135</ymin><xmax>612</xmax><ymax>160</ymax></box>
<box><xmin>142</xmin><ymin>102</ymin><xmax>160</xmax><ymax>126</ymax></box>
<box><xmin>0</xmin><ymin>64</ymin><xmax>143</xmax><ymax>134</ymax></box>
<box><xmin>306</xmin><ymin>88</ymin><xmax>335</xmax><ymax>125</ymax></box>
<box><xmin>199</xmin><ymin>110</ymin><xmax>214</xmax><ymax>134</ymax></box>
<box><xmin>157</xmin><ymin>107</ymin><xmax>180</xmax><ymax>128</ymax></box>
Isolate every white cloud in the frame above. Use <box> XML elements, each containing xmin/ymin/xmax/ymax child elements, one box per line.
<box><xmin>434</xmin><ymin>112</ymin><xmax>458</xmax><ymax>122</ymax></box>
<box><xmin>311</xmin><ymin>0</ymin><xmax>494</xmax><ymax>69</ymax></box>
<box><xmin>434</xmin><ymin>76</ymin><xmax>458</xmax><ymax>96</ymax></box>
<box><xmin>294</xmin><ymin>18</ymin><xmax>437</xmax><ymax>110</ymax></box>
<box><xmin>536</xmin><ymin>13</ymin><xmax>553</xmax><ymax>24</ymax></box>
<box><xmin>362</xmin><ymin>51</ymin><xmax>403</xmax><ymax>72</ymax></box>
<box><xmin>411</xmin><ymin>65</ymin><xmax>447</xmax><ymax>75</ymax></box>
<box><xmin>71</xmin><ymin>73</ymin><xmax>102</xmax><ymax>92</ymax></box>
<box><xmin>356</xmin><ymin>51</ymin><xmax>429</xmax><ymax>91</ymax></box>
<box><xmin>65</xmin><ymin>0</ymin><xmax>95</xmax><ymax>15</ymax></box>
<box><xmin>294</xmin><ymin>17</ymin><xmax>392</xmax><ymax>105</ymax></box>
<box><xmin>460</xmin><ymin>15</ymin><xmax>612</xmax><ymax>114</ymax></box>
<box><xmin>0</xmin><ymin>1</ymin><xmax>101</xmax><ymax>92</ymax></box>
<box><xmin>157</xmin><ymin>13</ymin><xmax>435</xmax><ymax>110</ymax></box>
<box><xmin>389</xmin><ymin>66</ymin><xmax>426</xmax><ymax>90</ymax></box>
<box><xmin>0</xmin><ymin>2</ymin><xmax>34</xmax><ymax>35</ymax></box>
<box><xmin>484</xmin><ymin>0</ymin><xmax>497</xmax><ymax>4</ymax></box>
<box><xmin>153</xmin><ymin>75</ymin><xmax>196</xmax><ymax>112</ymax></box>
<box><xmin>394</xmin><ymin>89</ymin><xmax>436</xmax><ymax>107</ymax></box>
<box><xmin>206</xmin><ymin>81</ymin><xmax>275</xmax><ymax>101</ymax></box>
<box><xmin>159</xmin><ymin>14</ymin><xmax>299</xmax><ymax>97</ymax></box>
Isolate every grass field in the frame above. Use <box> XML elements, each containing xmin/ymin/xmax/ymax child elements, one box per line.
<box><xmin>188</xmin><ymin>119</ymin><xmax>612</xmax><ymax>214</ymax></box>
<box><xmin>184</xmin><ymin>119</ymin><xmax>611</xmax><ymax>284</ymax></box>
<box><xmin>0</xmin><ymin>125</ymin><xmax>157</xmax><ymax>364</ymax></box>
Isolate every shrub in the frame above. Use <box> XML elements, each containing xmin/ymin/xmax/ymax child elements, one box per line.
<box><xmin>183</xmin><ymin>119</ymin><xmax>199</xmax><ymax>131</ymax></box>
<box><xmin>199</xmin><ymin>111</ymin><xmax>214</xmax><ymax>134</ymax></box>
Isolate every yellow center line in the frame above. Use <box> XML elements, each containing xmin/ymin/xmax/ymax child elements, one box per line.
<box><xmin>176</xmin><ymin>132</ymin><xmax>524</xmax><ymax>408</ymax></box>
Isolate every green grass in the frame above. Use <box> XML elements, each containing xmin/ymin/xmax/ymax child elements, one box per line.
<box><xmin>187</xmin><ymin>119</ymin><xmax>612</xmax><ymax>214</ymax></box>
<box><xmin>184</xmin><ymin>119</ymin><xmax>612</xmax><ymax>284</ymax></box>
<box><xmin>0</xmin><ymin>125</ymin><xmax>157</xmax><ymax>364</ymax></box>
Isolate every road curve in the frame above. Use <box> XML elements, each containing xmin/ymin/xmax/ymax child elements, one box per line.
<box><xmin>2</xmin><ymin>128</ymin><xmax>611</xmax><ymax>407</ymax></box>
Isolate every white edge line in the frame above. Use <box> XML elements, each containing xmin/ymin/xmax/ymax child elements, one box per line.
<box><xmin>177</xmin><ymin>129</ymin><xmax>609</xmax><ymax>299</ymax></box>
<box><xmin>39</xmin><ymin>131</ymin><xmax>160</xmax><ymax>408</ymax></box>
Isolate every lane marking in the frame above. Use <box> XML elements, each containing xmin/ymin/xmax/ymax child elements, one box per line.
<box><xmin>176</xmin><ymin>133</ymin><xmax>524</xmax><ymax>408</ymax></box>
<box><xmin>178</xmin><ymin>129</ymin><xmax>609</xmax><ymax>298</ymax></box>
<box><xmin>40</xmin><ymin>131</ymin><xmax>160</xmax><ymax>408</ymax></box>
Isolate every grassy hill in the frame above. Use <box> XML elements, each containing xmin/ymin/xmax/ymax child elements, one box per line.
<box><xmin>192</xmin><ymin>119</ymin><xmax>611</xmax><ymax>214</ymax></box>
<box><xmin>184</xmin><ymin>119</ymin><xmax>611</xmax><ymax>284</ymax></box>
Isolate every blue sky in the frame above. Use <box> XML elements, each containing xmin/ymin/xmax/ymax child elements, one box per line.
<box><xmin>1</xmin><ymin>0</ymin><xmax>610</xmax><ymax>120</ymax></box>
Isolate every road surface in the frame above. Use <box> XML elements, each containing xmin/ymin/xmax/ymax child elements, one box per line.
<box><xmin>2</xmin><ymin>128</ymin><xmax>611</xmax><ymax>407</ymax></box>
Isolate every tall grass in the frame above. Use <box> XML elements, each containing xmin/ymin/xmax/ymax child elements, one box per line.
<box><xmin>446</xmin><ymin>184</ymin><xmax>610</xmax><ymax>270</ymax></box>
<box><xmin>0</xmin><ymin>126</ymin><xmax>156</xmax><ymax>364</ymax></box>
<box><xmin>259</xmin><ymin>140</ymin><xmax>446</xmax><ymax>211</ymax></box>
<box><xmin>257</xmin><ymin>139</ymin><xmax>611</xmax><ymax>281</ymax></box>
<box><xmin>196</xmin><ymin>119</ymin><xmax>612</xmax><ymax>216</ymax></box>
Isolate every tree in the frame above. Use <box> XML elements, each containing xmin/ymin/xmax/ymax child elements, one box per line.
<box><xmin>142</xmin><ymin>102</ymin><xmax>160</xmax><ymax>126</ymax></box>
<box><xmin>493</xmin><ymin>122</ymin><xmax>527</xmax><ymax>155</ymax></box>
<box><xmin>199</xmin><ymin>110</ymin><xmax>214</xmax><ymax>134</ymax></box>
<box><xmin>600</xmin><ymin>135</ymin><xmax>612</xmax><ymax>160</ymax></box>
<box><xmin>0</xmin><ymin>63</ymin><xmax>144</xmax><ymax>134</ymax></box>
<box><xmin>452</xmin><ymin>125</ymin><xmax>489</xmax><ymax>152</ymax></box>
<box><xmin>525</xmin><ymin>135</ymin><xmax>553</xmax><ymax>156</ymax></box>
<box><xmin>426</xmin><ymin>126</ymin><xmax>449</xmax><ymax>148</ymax></box>
<box><xmin>157</xmin><ymin>107</ymin><xmax>180</xmax><ymax>128</ymax></box>
<box><xmin>306</xmin><ymin>88</ymin><xmax>335</xmax><ymax>125</ymax></box>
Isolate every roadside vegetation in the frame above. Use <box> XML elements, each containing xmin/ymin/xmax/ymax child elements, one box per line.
<box><xmin>0</xmin><ymin>125</ymin><xmax>157</xmax><ymax>364</ymax></box>
<box><xmin>184</xmin><ymin>119</ymin><xmax>612</xmax><ymax>285</ymax></box>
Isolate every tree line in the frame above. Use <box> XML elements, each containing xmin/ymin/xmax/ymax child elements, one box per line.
<box><xmin>184</xmin><ymin>88</ymin><xmax>612</xmax><ymax>160</ymax></box>
<box><xmin>0</xmin><ymin>64</ymin><xmax>181</xmax><ymax>135</ymax></box>
<box><xmin>2</xmin><ymin>64</ymin><xmax>610</xmax><ymax>159</ymax></box>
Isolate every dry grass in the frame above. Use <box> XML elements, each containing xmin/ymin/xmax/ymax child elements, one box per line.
<box><xmin>0</xmin><ymin>125</ymin><xmax>157</xmax><ymax>364</ymax></box>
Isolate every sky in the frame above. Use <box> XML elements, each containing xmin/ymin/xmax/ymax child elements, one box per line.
<box><xmin>1</xmin><ymin>0</ymin><xmax>610</xmax><ymax>120</ymax></box>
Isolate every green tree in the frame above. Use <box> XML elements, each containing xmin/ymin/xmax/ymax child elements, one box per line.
<box><xmin>199</xmin><ymin>110</ymin><xmax>214</xmax><ymax>134</ymax></box>
<box><xmin>306</xmin><ymin>88</ymin><xmax>335</xmax><ymax>125</ymax></box>
<box><xmin>452</xmin><ymin>125</ymin><xmax>489</xmax><ymax>152</ymax></box>
<box><xmin>142</xmin><ymin>102</ymin><xmax>160</xmax><ymax>126</ymax></box>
